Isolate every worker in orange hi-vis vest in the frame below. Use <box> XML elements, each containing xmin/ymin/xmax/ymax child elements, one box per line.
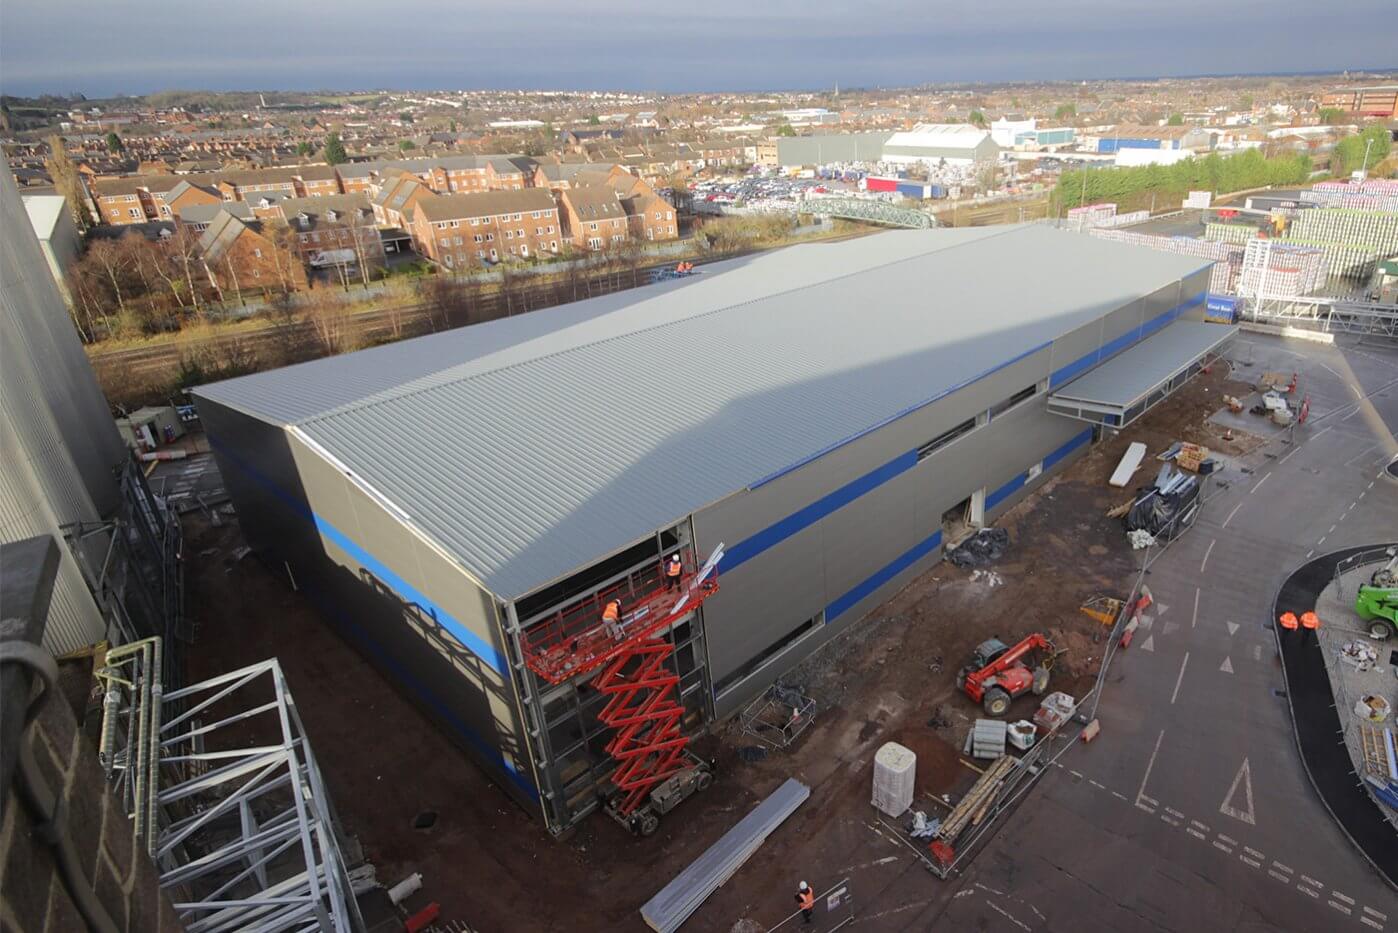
<box><xmin>1278</xmin><ymin>612</ymin><xmax>1299</xmax><ymax>639</ymax></box>
<box><xmin>1299</xmin><ymin>611</ymin><xmax>1321</xmax><ymax>646</ymax></box>
<box><xmin>795</xmin><ymin>881</ymin><xmax>815</xmax><ymax>925</ymax></box>
<box><xmin>601</xmin><ymin>599</ymin><xmax>623</xmax><ymax>640</ymax></box>
<box><xmin>664</xmin><ymin>553</ymin><xmax>683</xmax><ymax>591</ymax></box>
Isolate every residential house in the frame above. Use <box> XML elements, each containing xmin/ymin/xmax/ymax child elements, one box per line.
<box><xmin>159</xmin><ymin>179</ymin><xmax>223</xmax><ymax>220</ymax></box>
<box><xmin>371</xmin><ymin>173</ymin><xmax>433</xmax><ymax>228</ymax></box>
<box><xmin>197</xmin><ymin>210</ymin><xmax>303</xmax><ymax>298</ymax></box>
<box><xmin>558</xmin><ymin>186</ymin><xmax>629</xmax><ymax>251</ymax></box>
<box><xmin>275</xmin><ymin>194</ymin><xmax>384</xmax><ymax>268</ymax></box>
<box><xmin>409</xmin><ymin>188</ymin><xmax>559</xmax><ymax>269</ymax></box>
<box><xmin>177</xmin><ymin>201</ymin><xmax>254</xmax><ymax>234</ymax></box>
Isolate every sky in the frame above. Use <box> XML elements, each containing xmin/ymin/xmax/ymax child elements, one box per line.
<box><xmin>1</xmin><ymin>0</ymin><xmax>1395</xmax><ymax>97</ymax></box>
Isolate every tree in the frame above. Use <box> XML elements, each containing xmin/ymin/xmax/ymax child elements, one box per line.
<box><xmin>1166</xmin><ymin>113</ymin><xmax>1184</xmax><ymax>126</ymax></box>
<box><xmin>105</xmin><ymin>131</ymin><xmax>124</xmax><ymax>152</ymax></box>
<box><xmin>588</xmin><ymin>114</ymin><xmax>601</xmax><ymax>125</ymax></box>
<box><xmin>295</xmin><ymin>141</ymin><xmax>313</xmax><ymax>157</ymax></box>
<box><xmin>1332</xmin><ymin>125</ymin><xmax>1392</xmax><ymax>177</ymax></box>
<box><xmin>1317</xmin><ymin>107</ymin><xmax>1346</xmax><ymax>125</ymax></box>
<box><xmin>399</xmin><ymin>111</ymin><xmax>413</xmax><ymax>124</ymax></box>
<box><xmin>969</xmin><ymin>111</ymin><xmax>987</xmax><ymax>127</ymax></box>
<box><xmin>322</xmin><ymin>133</ymin><xmax>348</xmax><ymax>165</ymax></box>
<box><xmin>1054</xmin><ymin>103</ymin><xmax>1076</xmax><ymax>121</ymax></box>
<box><xmin>775</xmin><ymin>123</ymin><xmax>796</xmax><ymax>137</ymax></box>
<box><xmin>399</xmin><ymin>139</ymin><xmax>416</xmax><ymax>152</ymax></box>
<box><xmin>304</xmin><ymin>292</ymin><xmax>352</xmax><ymax>354</ymax></box>
<box><xmin>44</xmin><ymin>134</ymin><xmax>91</xmax><ymax>233</ymax></box>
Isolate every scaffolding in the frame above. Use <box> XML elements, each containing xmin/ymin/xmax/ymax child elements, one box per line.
<box><xmin>97</xmin><ymin>648</ymin><xmax>364</xmax><ymax>932</ymax></box>
<box><xmin>1242</xmin><ymin>294</ymin><xmax>1398</xmax><ymax>340</ymax></box>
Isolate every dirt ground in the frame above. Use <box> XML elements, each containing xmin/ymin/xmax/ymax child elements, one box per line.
<box><xmin>180</xmin><ymin>360</ymin><xmax>1258</xmax><ymax>932</ymax></box>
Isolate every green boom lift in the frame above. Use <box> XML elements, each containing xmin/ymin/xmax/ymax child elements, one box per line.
<box><xmin>1355</xmin><ymin>551</ymin><xmax>1398</xmax><ymax>639</ymax></box>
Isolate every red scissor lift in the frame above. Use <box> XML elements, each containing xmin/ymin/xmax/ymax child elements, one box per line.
<box><xmin>520</xmin><ymin>549</ymin><xmax>720</xmax><ymax>823</ymax></box>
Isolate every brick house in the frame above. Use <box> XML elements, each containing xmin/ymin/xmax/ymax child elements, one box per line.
<box><xmin>275</xmin><ymin>194</ymin><xmax>385</xmax><ymax>269</ymax></box>
<box><xmin>371</xmin><ymin>173</ymin><xmax>433</xmax><ymax>228</ymax></box>
<box><xmin>558</xmin><ymin>186</ymin><xmax>629</xmax><ymax>251</ymax></box>
<box><xmin>198</xmin><ymin>210</ymin><xmax>304</xmax><ymax>298</ymax></box>
<box><xmin>409</xmin><ymin>188</ymin><xmax>559</xmax><ymax>270</ymax></box>
<box><xmin>91</xmin><ymin>174</ymin><xmax>189</xmax><ymax>225</ymax></box>
<box><xmin>159</xmin><ymin>179</ymin><xmax>223</xmax><ymax>220</ymax></box>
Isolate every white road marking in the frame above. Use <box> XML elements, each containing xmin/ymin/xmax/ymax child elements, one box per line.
<box><xmin>1069</xmin><ymin>770</ymin><xmax>1083</xmax><ymax>779</ymax></box>
<box><xmin>1363</xmin><ymin>906</ymin><xmax>1387</xmax><ymax>921</ymax></box>
<box><xmin>1212</xmin><ymin>840</ymin><xmax>1233</xmax><ymax>853</ymax></box>
<box><xmin>1139</xmin><ymin>794</ymin><xmax>1159</xmax><ymax>807</ymax></box>
<box><xmin>1186</xmin><ymin>828</ymin><xmax>1206</xmax><ymax>840</ymax></box>
<box><xmin>1273</xmin><ymin>861</ymin><xmax>1294</xmax><ymax>874</ymax></box>
<box><xmin>1190</xmin><ymin>819</ymin><xmax>1210</xmax><ymax>832</ymax></box>
<box><xmin>1361</xmin><ymin>916</ymin><xmax>1383</xmax><ymax>929</ymax></box>
<box><xmin>1111</xmin><ymin>791</ymin><xmax>1126</xmax><ymax>801</ymax></box>
<box><xmin>1252</xmin><ymin>645</ymin><xmax>1261</xmax><ymax>661</ymax></box>
<box><xmin>1220</xmin><ymin>758</ymin><xmax>1256</xmax><ymax>825</ymax></box>
<box><xmin>1162</xmin><ymin>814</ymin><xmax>1181</xmax><ymax>827</ymax></box>
<box><xmin>1244</xmin><ymin>845</ymin><xmax>1265</xmax><ymax>859</ymax></box>
<box><xmin>1192</xmin><ymin>587</ymin><xmax>1200</xmax><ymax>628</ymax></box>
<box><xmin>1346</xmin><ymin>502</ymin><xmax>1355</xmax><ymax>513</ymax></box>
<box><xmin>1226</xmin><ymin>621</ymin><xmax>1239</xmax><ymax>636</ymax></box>
<box><xmin>1297</xmin><ymin>884</ymin><xmax>1319</xmax><ymax>899</ymax></box>
<box><xmin>1137</xmin><ymin>731</ymin><xmax>1164</xmax><ymax>806</ymax></box>
<box><xmin>1250</xmin><ymin>473</ymin><xmax>1270</xmax><ymax>494</ymax></box>
<box><xmin>1165</xmin><ymin>806</ymin><xmax>1184</xmax><ymax>819</ymax></box>
<box><xmin>1141</xmin><ymin>634</ymin><xmax>1155</xmax><ymax>652</ymax></box>
<box><xmin>1330</xmin><ymin>901</ymin><xmax>1353</xmax><ymax>916</ymax></box>
<box><xmin>1223</xmin><ymin>502</ymin><xmax>1244</xmax><ymax>527</ymax></box>
<box><xmin>1300</xmin><ymin>874</ymin><xmax>1323</xmax><ymax>889</ymax></box>
<box><xmin>1268</xmin><ymin>870</ymin><xmax>1291</xmax><ymax>883</ymax></box>
<box><xmin>1344</xmin><ymin>443</ymin><xmax>1380</xmax><ymax>467</ymax></box>
<box><xmin>1332</xmin><ymin>892</ymin><xmax>1355</xmax><ymax>905</ymax></box>
<box><xmin>985</xmin><ymin>900</ymin><xmax>1031</xmax><ymax>931</ymax></box>
<box><xmin>1219</xmin><ymin>656</ymin><xmax>1233</xmax><ymax>674</ymax></box>
<box><xmin>1312</xmin><ymin>425</ymin><xmax>1334</xmax><ymax>440</ymax></box>
<box><xmin>1135</xmin><ymin>801</ymin><xmax>1157</xmax><ymax>815</ymax></box>
<box><xmin>1318</xmin><ymin>536</ymin><xmax>1327</xmax><ymax>546</ymax></box>
<box><xmin>1200</xmin><ymin>539</ymin><xmax>1216</xmax><ymax>574</ymax></box>
<box><xmin>1328</xmin><ymin>524</ymin><xmax>1337</xmax><ymax>534</ymax></box>
<box><xmin>1217</xmin><ymin>833</ymin><xmax>1239</xmax><ymax>846</ymax></box>
<box><xmin>1241</xmin><ymin>855</ymin><xmax>1261</xmax><ymax>868</ymax></box>
<box><xmin>1171</xmin><ymin>653</ymin><xmax>1190</xmax><ymax>704</ymax></box>
<box><xmin>1089</xmin><ymin>780</ymin><xmax>1106</xmax><ymax>790</ymax></box>
<box><xmin>1280</xmin><ymin>446</ymin><xmax>1301</xmax><ymax>465</ymax></box>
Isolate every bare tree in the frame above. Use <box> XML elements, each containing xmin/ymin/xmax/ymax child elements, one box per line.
<box><xmin>304</xmin><ymin>292</ymin><xmax>351</xmax><ymax>355</ymax></box>
<box><xmin>84</xmin><ymin>239</ymin><xmax>131</xmax><ymax>314</ymax></box>
<box><xmin>44</xmin><ymin>134</ymin><xmax>92</xmax><ymax>232</ymax></box>
<box><xmin>260</xmin><ymin>220</ymin><xmax>303</xmax><ymax>296</ymax></box>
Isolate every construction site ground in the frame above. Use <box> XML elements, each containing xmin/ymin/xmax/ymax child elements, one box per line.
<box><xmin>181</xmin><ymin>361</ymin><xmax>1259</xmax><ymax>932</ymax></box>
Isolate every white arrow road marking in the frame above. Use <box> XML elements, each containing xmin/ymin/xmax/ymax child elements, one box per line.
<box><xmin>1220</xmin><ymin>656</ymin><xmax>1234</xmax><ymax>673</ymax></box>
<box><xmin>1221</xmin><ymin>758</ymin><xmax>1256</xmax><ymax>825</ymax></box>
<box><xmin>1226</xmin><ymin>621</ymin><xmax>1239</xmax><ymax>636</ymax></box>
<box><xmin>1141</xmin><ymin>634</ymin><xmax>1155</xmax><ymax>652</ymax></box>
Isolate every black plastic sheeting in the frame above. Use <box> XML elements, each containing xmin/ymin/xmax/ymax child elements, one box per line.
<box><xmin>948</xmin><ymin>528</ymin><xmax>1010</xmax><ymax>568</ymax></box>
<box><xmin>1274</xmin><ymin>544</ymin><xmax>1398</xmax><ymax>889</ymax></box>
<box><xmin>1124</xmin><ymin>479</ymin><xmax>1200</xmax><ymax>539</ymax></box>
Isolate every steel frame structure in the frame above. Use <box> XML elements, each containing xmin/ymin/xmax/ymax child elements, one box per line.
<box><xmin>801</xmin><ymin>197</ymin><xmax>936</xmax><ymax>229</ymax></box>
<box><xmin>97</xmin><ymin>649</ymin><xmax>362</xmax><ymax>933</ymax></box>
<box><xmin>1242</xmin><ymin>295</ymin><xmax>1398</xmax><ymax>340</ymax></box>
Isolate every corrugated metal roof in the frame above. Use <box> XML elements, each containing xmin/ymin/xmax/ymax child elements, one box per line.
<box><xmin>1048</xmin><ymin>321</ymin><xmax>1238</xmax><ymax>408</ymax></box>
<box><xmin>195</xmin><ymin>226</ymin><xmax>1207</xmax><ymax>599</ymax></box>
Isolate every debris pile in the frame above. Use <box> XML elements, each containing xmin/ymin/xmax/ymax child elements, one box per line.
<box><xmin>1123</xmin><ymin>463</ymin><xmax>1201</xmax><ymax>542</ymax></box>
<box><xmin>1338</xmin><ymin>640</ymin><xmax>1381</xmax><ymax>673</ymax></box>
<box><xmin>948</xmin><ymin>528</ymin><xmax>1010</xmax><ymax>568</ymax></box>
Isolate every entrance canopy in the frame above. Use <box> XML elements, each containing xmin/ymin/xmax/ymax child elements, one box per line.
<box><xmin>1048</xmin><ymin>321</ymin><xmax>1238</xmax><ymax>429</ymax></box>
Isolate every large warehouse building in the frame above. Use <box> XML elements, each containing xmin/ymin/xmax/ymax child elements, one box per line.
<box><xmin>194</xmin><ymin>225</ymin><xmax>1233</xmax><ymax>834</ymax></box>
<box><xmin>880</xmin><ymin>124</ymin><xmax>1000</xmax><ymax>166</ymax></box>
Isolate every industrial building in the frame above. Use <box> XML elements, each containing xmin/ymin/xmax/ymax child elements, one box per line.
<box><xmin>193</xmin><ymin>225</ymin><xmax>1233</xmax><ymax>834</ymax></box>
<box><xmin>772</xmin><ymin>131</ymin><xmax>894</xmax><ymax>167</ymax></box>
<box><xmin>1089</xmin><ymin>124</ymin><xmax>1214</xmax><ymax>154</ymax></box>
<box><xmin>880</xmin><ymin>124</ymin><xmax>1000</xmax><ymax>167</ymax></box>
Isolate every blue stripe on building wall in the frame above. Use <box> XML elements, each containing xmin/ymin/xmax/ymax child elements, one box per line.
<box><xmin>1050</xmin><ymin>291</ymin><xmax>1206</xmax><ymax>389</ymax></box>
<box><xmin>299</xmin><ymin>579</ymin><xmax>538</xmax><ymax>800</ymax></box>
<box><xmin>826</xmin><ymin>530</ymin><xmax>942</xmax><ymax>622</ymax></box>
<box><xmin>1045</xmin><ymin>427</ymin><xmax>1095</xmax><ymax>469</ymax></box>
<box><xmin>724</xmin><ymin>450</ymin><xmax>919</xmax><ymax>573</ymax></box>
<box><xmin>207</xmin><ymin>436</ymin><xmax>507</xmax><ymax>674</ymax></box>
<box><xmin>987</xmin><ymin>473</ymin><xmax>1027</xmax><ymax>510</ymax></box>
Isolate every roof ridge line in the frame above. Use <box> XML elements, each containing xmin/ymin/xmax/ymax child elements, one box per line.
<box><xmin>296</xmin><ymin>227</ymin><xmax>1021</xmax><ymax>427</ymax></box>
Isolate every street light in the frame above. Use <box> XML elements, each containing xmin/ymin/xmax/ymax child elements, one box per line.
<box><xmin>1360</xmin><ymin>137</ymin><xmax>1375</xmax><ymax>179</ymax></box>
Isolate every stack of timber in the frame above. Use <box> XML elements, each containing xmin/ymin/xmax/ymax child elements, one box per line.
<box><xmin>641</xmin><ymin>778</ymin><xmax>810</xmax><ymax>932</ymax></box>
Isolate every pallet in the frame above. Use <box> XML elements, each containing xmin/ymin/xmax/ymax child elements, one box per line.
<box><xmin>1359</xmin><ymin>724</ymin><xmax>1391</xmax><ymax>779</ymax></box>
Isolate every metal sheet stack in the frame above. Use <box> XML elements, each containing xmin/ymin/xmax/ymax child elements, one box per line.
<box><xmin>641</xmin><ymin>778</ymin><xmax>811</xmax><ymax>933</ymax></box>
<box><xmin>871</xmin><ymin>741</ymin><xmax>916</xmax><ymax>817</ymax></box>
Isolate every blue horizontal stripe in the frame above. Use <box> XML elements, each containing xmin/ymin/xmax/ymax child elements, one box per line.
<box><xmin>987</xmin><ymin>473</ymin><xmax>1026</xmax><ymax>510</ymax></box>
<box><xmin>725</xmin><ymin>450</ymin><xmax>919</xmax><ymax>573</ymax></box>
<box><xmin>1050</xmin><ymin>290</ymin><xmax>1206</xmax><ymax>389</ymax></box>
<box><xmin>1045</xmin><ymin>427</ymin><xmax>1094</xmax><ymax>469</ymax></box>
<box><xmin>299</xmin><ymin>579</ymin><xmax>538</xmax><ymax>800</ymax></box>
<box><xmin>208</xmin><ymin>435</ymin><xmax>506</xmax><ymax>674</ymax></box>
<box><xmin>827</xmin><ymin>530</ymin><xmax>942</xmax><ymax>623</ymax></box>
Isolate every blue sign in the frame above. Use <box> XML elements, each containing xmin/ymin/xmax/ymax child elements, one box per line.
<box><xmin>1205</xmin><ymin>294</ymin><xmax>1239</xmax><ymax>323</ymax></box>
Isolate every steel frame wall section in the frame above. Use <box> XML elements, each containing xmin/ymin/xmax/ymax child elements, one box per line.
<box><xmin>155</xmin><ymin>659</ymin><xmax>362</xmax><ymax>933</ymax></box>
<box><xmin>1243</xmin><ymin>296</ymin><xmax>1398</xmax><ymax>339</ymax></box>
<box><xmin>801</xmin><ymin>197</ymin><xmax>936</xmax><ymax>229</ymax></box>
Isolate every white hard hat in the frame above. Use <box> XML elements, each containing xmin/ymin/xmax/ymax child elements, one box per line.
<box><xmin>799</xmin><ymin>881</ymin><xmax>809</xmax><ymax>891</ymax></box>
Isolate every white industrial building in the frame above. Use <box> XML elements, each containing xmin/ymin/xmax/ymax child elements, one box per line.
<box><xmin>990</xmin><ymin>116</ymin><xmax>1036</xmax><ymax>148</ymax></box>
<box><xmin>881</xmin><ymin>124</ymin><xmax>1000</xmax><ymax>167</ymax></box>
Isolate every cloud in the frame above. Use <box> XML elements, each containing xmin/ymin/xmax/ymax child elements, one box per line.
<box><xmin>1</xmin><ymin>0</ymin><xmax>1394</xmax><ymax>95</ymax></box>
